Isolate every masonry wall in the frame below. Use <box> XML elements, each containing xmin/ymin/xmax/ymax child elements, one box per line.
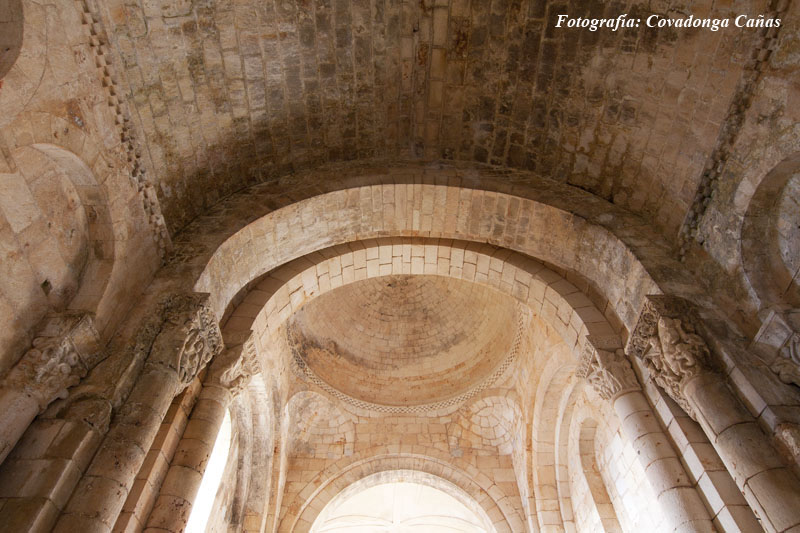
<box><xmin>1</xmin><ymin>1</ymin><xmax>800</xmax><ymax>531</ymax></box>
<box><xmin>0</xmin><ymin>0</ymin><xmax>162</xmax><ymax>372</ymax></box>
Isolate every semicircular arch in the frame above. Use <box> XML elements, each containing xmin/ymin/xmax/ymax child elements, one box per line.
<box><xmin>741</xmin><ymin>152</ymin><xmax>800</xmax><ymax>309</ymax></box>
<box><xmin>0</xmin><ymin>142</ymin><xmax>117</xmax><ymax>372</ymax></box>
<box><xmin>280</xmin><ymin>448</ymin><xmax>523</xmax><ymax>533</ymax></box>
<box><xmin>309</xmin><ymin>469</ymin><xmax>497</xmax><ymax>533</ymax></box>
<box><xmin>183</xmin><ymin>167</ymin><xmax>676</xmax><ymax>338</ymax></box>
<box><xmin>220</xmin><ymin>238</ymin><xmax>619</xmax><ymax>415</ymax></box>
<box><xmin>1</xmin><ymin>114</ymin><xmax>154</xmax><ymax>342</ymax></box>
<box><xmin>24</xmin><ymin>144</ymin><xmax>116</xmax><ymax>311</ymax></box>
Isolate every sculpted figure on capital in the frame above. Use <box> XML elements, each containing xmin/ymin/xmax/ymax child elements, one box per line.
<box><xmin>628</xmin><ymin>297</ymin><xmax>713</xmax><ymax>419</ymax></box>
<box><xmin>647</xmin><ymin>316</ymin><xmax>709</xmax><ymax>384</ymax></box>
<box><xmin>144</xmin><ymin>293</ymin><xmax>223</xmax><ymax>389</ymax></box>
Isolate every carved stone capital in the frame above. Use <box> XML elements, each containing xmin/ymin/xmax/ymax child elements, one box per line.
<box><xmin>753</xmin><ymin>309</ymin><xmax>800</xmax><ymax>387</ymax></box>
<box><xmin>626</xmin><ymin>296</ymin><xmax>712</xmax><ymax>419</ymax></box>
<box><xmin>772</xmin><ymin>334</ymin><xmax>800</xmax><ymax>386</ymax></box>
<box><xmin>150</xmin><ymin>294</ymin><xmax>223</xmax><ymax>389</ymax></box>
<box><xmin>2</xmin><ymin>313</ymin><xmax>101</xmax><ymax>411</ymax></box>
<box><xmin>578</xmin><ymin>343</ymin><xmax>640</xmax><ymax>401</ymax></box>
<box><xmin>210</xmin><ymin>333</ymin><xmax>259</xmax><ymax>397</ymax></box>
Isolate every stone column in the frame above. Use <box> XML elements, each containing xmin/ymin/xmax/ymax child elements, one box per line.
<box><xmin>579</xmin><ymin>343</ymin><xmax>715</xmax><ymax>533</ymax></box>
<box><xmin>53</xmin><ymin>294</ymin><xmax>222</xmax><ymax>533</ymax></box>
<box><xmin>0</xmin><ymin>313</ymin><xmax>102</xmax><ymax>465</ymax></box>
<box><xmin>144</xmin><ymin>335</ymin><xmax>258</xmax><ymax>533</ymax></box>
<box><xmin>628</xmin><ymin>296</ymin><xmax>800</xmax><ymax>533</ymax></box>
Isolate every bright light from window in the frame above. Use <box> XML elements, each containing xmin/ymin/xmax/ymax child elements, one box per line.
<box><xmin>311</xmin><ymin>479</ymin><xmax>492</xmax><ymax>532</ymax></box>
<box><xmin>186</xmin><ymin>409</ymin><xmax>232</xmax><ymax>533</ymax></box>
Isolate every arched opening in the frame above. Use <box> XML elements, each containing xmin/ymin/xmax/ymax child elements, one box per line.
<box><xmin>310</xmin><ymin>470</ymin><xmax>495</xmax><ymax>533</ymax></box>
<box><xmin>0</xmin><ymin>143</ymin><xmax>114</xmax><ymax>374</ymax></box>
<box><xmin>186</xmin><ymin>409</ymin><xmax>233</xmax><ymax>533</ymax></box>
<box><xmin>168</xmin><ymin>173</ymin><xmax>722</xmax><ymax>533</ymax></box>
<box><xmin>742</xmin><ymin>154</ymin><xmax>800</xmax><ymax>385</ymax></box>
<box><xmin>217</xmin><ymin>233</ymin><xmax>624</xmax><ymax>533</ymax></box>
<box><xmin>742</xmin><ymin>152</ymin><xmax>800</xmax><ymax>310</ymax></box>
<box><xmin>3</xmin><ymin>0</ymin><xmax>800</xmax><ymax>530</ymax></box>
<box><xmin>0</xmin><ymin>0</ymin><xmax>23</xmax><ymax>79</ymax></box>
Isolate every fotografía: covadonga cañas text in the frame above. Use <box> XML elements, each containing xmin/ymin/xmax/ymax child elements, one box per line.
<box><xmin>555</xmin><ymin>13</ymin><xmax>781</xmax><ymax>32</ymax></box>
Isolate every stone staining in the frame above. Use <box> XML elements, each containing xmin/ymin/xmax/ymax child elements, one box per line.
<box><xmin>75</xmin><ymin>0</ymin><xmax>172</xmax><ymax>260</ymax></box>
<box><xmin>679</xmin><ymin>0</ymin><xmax>791</xmax><ymax>257</ymax></box>
<box><xmin>103</xmin><ymin>0</ymin><xmax>763</xmax><ymax>240</ymax></box>
<box><xmin>286</xmin><ymin>275</ymin><xmax>518</xmax><ymax>407</ymax></box>
<box><xmin>4</xmin><ymin>0</ymin><xmax>800</xmax><ymax>532</ymax></box>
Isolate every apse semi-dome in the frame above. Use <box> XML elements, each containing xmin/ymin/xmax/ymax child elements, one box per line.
<box><xmin>286</xmin><ymin>275</ymin><xmax>519</xmax><ymax>407</ymax></box>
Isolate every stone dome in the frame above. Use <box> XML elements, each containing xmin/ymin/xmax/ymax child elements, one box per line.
<box><xmin>287</xmin><ymin>275</ymin><xmax>519</xmax><ymax>407</ymax></box>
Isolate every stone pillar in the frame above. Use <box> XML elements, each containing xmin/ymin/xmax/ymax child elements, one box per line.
<box><xmin>0</xmin><ymin>313</ymin><xmax>102</xmax><ymax>465</ymax></box>
<box><xmin>628</xmin><ymin>296</ymin><xmax>800</xmax><ymax>533</ymax></box>
<box><xmin>111</xmin><ymin>376</ymin><xmax>204</xmax><ymax>533</ymax></box>
<box><xmin>53</xmin><ymin>294</ymin><xmax>222</xmax><ymax>533</ymax></box>
<box><xmin>579</xmin><ymin>343</ymin><xmax>715</xmax><ymax>533</ymax></box>
<box><xmin>144</xmin><ymin>335</ymin><xmax>258</xmax><ymax>533</ymax></box>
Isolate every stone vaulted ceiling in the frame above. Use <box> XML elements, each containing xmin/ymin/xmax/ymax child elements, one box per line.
<box><xmin>287</xmin><ymin>275</ymin><xmax>519</xmax><ymax>406</ymax></box>
<box><xmin>101</xmin><ymin>0</ymin><xmax>766</xmax><ymax>238</ymax></box>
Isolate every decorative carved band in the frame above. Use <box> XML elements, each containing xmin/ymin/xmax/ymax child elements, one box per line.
<box><xmin>627</xmin><ymin>296</ymin><xmax>712</xmax><ymax>419</ymax></box>
<box><xmin>74</xmin><ymin>0</ymin><xmax>172</xmax><ymax>259</ymax></box>
<box><xmin>578</xmin><ymin>342</ymin><xmax>640</xmax><ymax>401</ymax></box>
<box><xmin>1</xmin><ymin>313</ymin><xmax>102</xmax><ymax>411</ymax></box>
<box><xmin>678</xmin><ymin>0</ymin><xmax>790</xmax><ymax>257</ymax></box>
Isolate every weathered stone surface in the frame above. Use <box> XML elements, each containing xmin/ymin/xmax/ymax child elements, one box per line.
<box><xmin>2</xmin><ymin>1</ymin><xmax>800</xmax><ymax>532</ymax></box>
<box><xmin>0</xmin><ymin>313</ymin><xmax>101</xmax><ymax>464</ymax></box>
<box><xmin>94</xmin><ymin>0</ymin><xmax>765</xmax><ymax>242</ymax></box>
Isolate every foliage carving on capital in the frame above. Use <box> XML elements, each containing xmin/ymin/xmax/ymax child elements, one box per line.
<box><xmin>578</xmin><ymin>343</ymin><xmax>640</xmax><ymax>401</ymax></box>
<box><xmin>211</xmin><ymin>334</ymin><xmax>259</xmax><ymax>397</ymax></box>
<box><xmin>2</xmin><ymin>313</ymin><xmax>102</xmax><ymax>411</ymax></box>
<box><xmin>150</xmin><ymin>294</ymin><xmax>223</xmax><ymax>388</ymax></box>
<box><xmin>627</xmin><ymin>296</ymin><xmax>712</xmax><ymax>418</ymax></box>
